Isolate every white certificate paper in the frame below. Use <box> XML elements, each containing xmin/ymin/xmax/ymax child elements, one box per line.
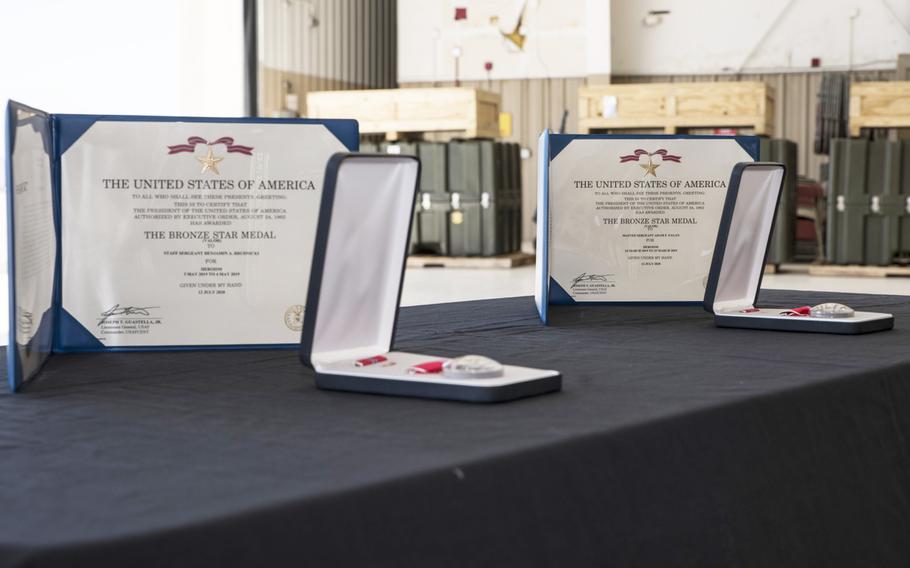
<box><xmin>60</xmin><ymin>121</ymin><xmax>346</xmax><ymax>347</ymax></box>
<box><xmin>11</xmin><ymin>123</ymin><xmax>55</xmax><ymax>347</ymax></box>
<box><xmin>549</xmin><ymin>138</ymin><xmax>753</xmax><ymax>302</ymax></box>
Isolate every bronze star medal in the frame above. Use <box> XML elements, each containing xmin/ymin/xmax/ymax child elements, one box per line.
<box><xmin>197</xmin><ymin>146</ymin><xmax>224</xmax><ymax>175</ymax></box>
<box><xmin>640</xmin><ymin>158</ymin><xmax>659</xmax><ymax>177</ymax></box>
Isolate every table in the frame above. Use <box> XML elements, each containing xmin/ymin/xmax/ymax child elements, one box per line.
<box><xmin>2</xmin><ymin>290</ymin><xmax>910</xmax><ymax>567</ymax></box>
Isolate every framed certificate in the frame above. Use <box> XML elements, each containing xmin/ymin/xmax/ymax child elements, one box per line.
<box><xmin>535</xmin><ymin>130</ymin><xmax>759</xmax><ymax>323</ymax></box>
<box><xmin>5</xmin><ymin>100</ymin><xmax>358</xmax><ymax>390</ymax></box>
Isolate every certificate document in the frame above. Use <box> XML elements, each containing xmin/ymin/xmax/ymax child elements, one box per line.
<box><xmin>6</xmin><ymin>101</ymin><xmax>358</xmax><ymax>389</ymax></box>
<box><xmin>547</xmin><ymin>136</ymin><xmax>755</xmax><ymax>303</ymax></box>
<box><xmin>59</xmin><ymin>121</ymin><xmax>348</xmax><ymax>347</ymax></box>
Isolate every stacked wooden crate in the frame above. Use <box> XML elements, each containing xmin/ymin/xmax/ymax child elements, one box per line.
<box><xmin>306</xmin><ymin>87</ymin><xmax>501</xmax><ymax>141</ymax></box>
<box><xmin>577</xmin><ymin>81</ymin><xmax>774</xmax><ymax>136</ymax></box>
<box><xmin>848</xmin><ymin>81</ymin><xmax>910</xmax><ymax>136</ymax></box>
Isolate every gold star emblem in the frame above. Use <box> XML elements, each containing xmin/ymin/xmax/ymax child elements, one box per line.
<box><xmin>197</xmin><ymin>146</ymin><xmax>223</xmax><ymax>175</ymax></box>
<box><xmin>640</xmin><ymin>159</ymin><xmax>659</xmax><ymax>177</ymax></box>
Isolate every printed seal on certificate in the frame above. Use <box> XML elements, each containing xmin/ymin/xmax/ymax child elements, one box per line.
<box><xmin>285</xmin><ymin>305</ymin><xmax>305</xmax><ymax>332</ymax></box>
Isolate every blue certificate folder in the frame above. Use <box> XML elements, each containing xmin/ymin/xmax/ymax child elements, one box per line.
<box><xmin>535</xmin><ymin>130</ymin><xmax>759</xmax><ymax>324</ymax></box>
<box><xmin>4</xmin><ymin>100</ymin><xmax>358</xmax><ymax>391</ymax></box>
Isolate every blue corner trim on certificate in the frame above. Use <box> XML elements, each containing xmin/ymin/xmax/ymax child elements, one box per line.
<box><xmin>534</xmin><ymin>131</ymin><xmax>760</xmax><ymax>324</ymax></box>
<box><xmin>534</xmin><ymin>130</ymin><xmax>551</xmax><ymax>324</ymax></box>
<box><xmin>4</xmin><ymin>99</ymin><xmax>360</xmax><ymax>391</ymax></box>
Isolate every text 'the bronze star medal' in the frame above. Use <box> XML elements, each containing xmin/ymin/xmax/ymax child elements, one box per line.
<box><xmin>197</xmin><ymin>146</ymin><xmax>224</xmax><ymax>175</ymax></box>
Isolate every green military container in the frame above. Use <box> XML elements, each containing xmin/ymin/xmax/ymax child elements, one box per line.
<box><xmin>826</xmin><ymin>139</ymin><xmax>910</xmax><ymax>266</ymax></box>
<box><xmin>498</xmin><ymin>141</ymin><xmax>515</xmax><ymax>255</ymax></box>
<box><xmin>863</xmin><ymin>141</ymin><xmax>903</xmax><ymax>265</ymax></box>
<box><xmin>478</xmin><ymin>140</ymin><xmax>507</xmax><ymax>256</ymax></box>
<box><xmin>447</xmin><ymin>140</ymin><xmax>482</xmax><ymax>196</ymax></box>
<box><xmin>506</xmin><ymin>142</ymin><xmax>522</xmax><ymax>253</ymax></box>
<box><xmin>900</xmin><ymin>143</ymin><xmax>910</xmax><ymax>263</ymax></box>
<box><xmin>449</xmin><ymin>192</ymin><xmax>483</xmax><ymax>256</ymax></box>
<box><xmin>415</xmin><ymin>192</ymin><xmax>450</xmax><ymax>256</ymax></box>
<box><xmin>827</xmin><ymin>139</ymin><xmax>870</xmax><ymax>265</ymax></box>
<box><xmin>417</xmin><ymin>142</ymin><xmax>447</xmax><ymax>193</ymax></box>
<box><xmin>759</xmin><ymin>139</ymin><xmax>798</xmax><ymax>265</ymax></box>
<box><xmin>447</xmin><ymin>139</ymin><xmax>509</xmax><ymax>256</ymax></box>
<box><xmin>408</xmin><ymin>139</ymin><xmax>525</xmax><ymax>257</ymax></box>
<box><xmin>496</xmin><ymin>142</ymin><xmax>517</xmax><ymax>254</ymax></box>
<box><xmin>500</xmin><ymin>142</ymin><xmax>518</xmax><ymax>255</ymax></box>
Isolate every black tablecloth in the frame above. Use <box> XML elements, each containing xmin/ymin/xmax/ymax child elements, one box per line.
<box><xmin>2</xmin><ymin>290</ymin><xmax>910</xmax><ymax>567</ymax></box>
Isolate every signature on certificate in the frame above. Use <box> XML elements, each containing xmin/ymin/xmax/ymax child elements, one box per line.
<box><xmin>99</xmin><ymin>304</ymin><xmax>159</xmax><ymax>326</ymax></box>
<box><xmin>571</xmin><ymin>272</ymin><xmax>610</xmax><ymax>289</ymax></box>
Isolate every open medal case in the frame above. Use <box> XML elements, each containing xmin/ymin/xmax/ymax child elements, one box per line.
<box><xmin>704</xmin><ymin>162</ymin><xmax>894</xmax><ymax>334</ymax></box>
<box><xmin>299</xmin><ymin>154</ymin><xmax>562</xmax><ymax>402</ymax></box>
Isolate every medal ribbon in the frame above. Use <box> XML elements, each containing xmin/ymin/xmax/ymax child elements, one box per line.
<box><xmin>650</xmin><ymin>149</ymin><xmax>682</xmax><ymax>162</ymax></box>
<box><xmin>167</xmin><ymin>136</ymin><xmax>254</xmax><ymax>155</ymax></box>
<box><xmin>780</xmin><ymin>306</ymin><xmax>811</xmax><ymax>317</ymax></box>
<box><xmin>618</xmin><ymin>149</ymin><xmax>682</xmax><ymax>163</ymax></box>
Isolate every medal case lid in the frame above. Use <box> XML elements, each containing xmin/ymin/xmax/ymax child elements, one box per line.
<box><xmin>704</xmin><ymin>162</ymin><xmax>785</xmax><ymax>314</ymax></box>
<box><xmin>300</xmin><ymin>153</ymin><xmax>420</xmax><ymax>368</ymax></box>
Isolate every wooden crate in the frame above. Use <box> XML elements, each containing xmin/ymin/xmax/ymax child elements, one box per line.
<box><xmin>306</xmin><ymin>87</ymin><xmax>501</xmax><ymax>140</ymax></box>
<box><xmin>848</xmin><ymin>81</ymin><xmax>910</xmax><ymax>136</ymax></box>
<box><xmin>578</xmin><ymin>82</ymin><xmax>774</xmax><ymax>135</ymax></box>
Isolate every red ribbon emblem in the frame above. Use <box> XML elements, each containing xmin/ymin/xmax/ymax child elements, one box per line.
<box><xmin>167</xmin><ymin>136</ymin><xmax>254</xmax><ymax>155</ymax></box>
<box><xmin>619</xmin><ymin>149</ymin><xmax>682</xmax><ymax>163</ymax></box>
